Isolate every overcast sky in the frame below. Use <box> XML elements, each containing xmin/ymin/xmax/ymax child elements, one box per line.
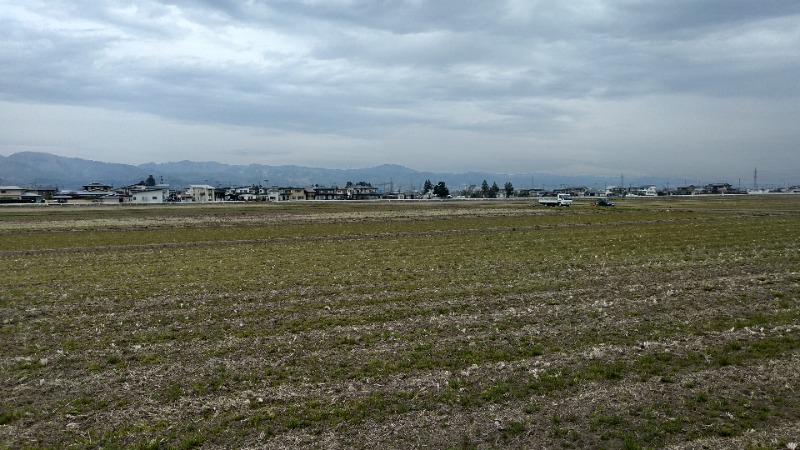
<box><xmin>1</xmin><ymin>1</ymin><xmax>798</xmax><ymax>185</ymax></box>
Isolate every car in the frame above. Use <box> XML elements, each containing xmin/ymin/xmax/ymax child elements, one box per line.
<box><xmin>594</xmin><ymin>198</ymin><xmax>615</xmax><ymax>207</ymax></box>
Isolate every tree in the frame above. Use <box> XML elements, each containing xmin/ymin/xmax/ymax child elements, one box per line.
<box><xmin>504</xmin><ymin>182</ymin><xmax>514</xmax><ymax>197</ymax></box>
<box><xmin>423</xmin><ymin>179</ymin><xmax>434</xmax><ymax>194</ymax></box>
<box><xmin>489</xmin><ymin>181</ymin><xmax>500</xmax><ymax>198</ymax></box>
<box><xmin>481</xmin><ymin>180</ymin><xmax>490</xmax><ymax>198</ymax></box>
<box><xmin>145</xmin><ymin>175</ymin><xmax>156</xmax><ymax>186</ymax></box>
<box><xmin>433</xmin><ymin>181</ymin><xmax>449</xmax><ymax>198</ymax></box>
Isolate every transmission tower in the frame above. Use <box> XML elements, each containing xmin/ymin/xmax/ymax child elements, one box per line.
<box><xmin>753</xmin><ymin>167</ymin><xmax>758</xmax><ymax>190</ymax></box>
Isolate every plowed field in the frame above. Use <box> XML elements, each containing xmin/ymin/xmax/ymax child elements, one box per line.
<box><xmin>2</xmin><ymin>197</ymin><xmax>798</xmax><ymax>449</ymax></box>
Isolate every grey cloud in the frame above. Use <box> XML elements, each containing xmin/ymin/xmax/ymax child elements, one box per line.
<box><xmin>0</xmin><ymin>0</ymin><xmax>798</xmax><ymax>183</ymax></box>
<box><xmin>608</xmin><ymin>0</ymin><xmax>800</xmax><ymax>38</ymax></box>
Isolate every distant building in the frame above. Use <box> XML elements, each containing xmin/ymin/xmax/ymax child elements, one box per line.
<box><xmin>226</xmin><ymin>186</ymin><xmax>258</xmax><ymax>201</ymax></box>
<box><xmin>186</xmin><ymin>185</ymin><xmax>219</xmax><ymax>202</ymax></box>
<box><xmin>0</xmin><ymin>186</ymin><xmax>25</xmax><ymax>201</ymax></box>
<box><xmin>602</xmin><ymin>186</ymin><xmax>629</xmax><ymax>197</ymax></box>
<box><xmin>278</xmin><ymin>187</ymin><xmax>309</xmax><ymax>201</ymax></box>
<box><xmin>82</xmin><ymin>182</ymin><xmax>113</xmax><ymax>192</ymax></box>
<box><xmin>0</xmin><ymin>186</ymin><xmax>43</xmax><ymax>203</ymax></box>
<box><xmin>94</xmin><ymin>194</ymin><xmax>128</xmax><ymax>204</ymax></box>
<box><xmin>704</xmin><ymin>183</ymin><xmax>735</xmax><ymax>195</ymax></box>
<box><xmin>313</xmin><ymin>186</ymin><xmax>348</xmax><ymax>200</ymax></box>
<box><xmin>554</xmin><ymin>186</ymin><xmax>589</xmax><ymax>196</ymax></box>
<box><xmin>29</xmin><ymin>186</ymin><xmax>59</xmax><ymax>200</ymax></box>
<box><xmin>129</xmin><ymin>187</ymin><xmax>170</xmax><ymax>204</ymax></box>
<box><xmin>348</xmin><ymin>184</ymin><xmax>381</xmax><ymax>200</ymax></box>
<box><xmin>636</xmin><ymin>185</ymin><xmax>658</xmax><ymax>196</ymax></box>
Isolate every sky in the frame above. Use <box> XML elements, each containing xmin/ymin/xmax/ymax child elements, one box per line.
<box><xmin>1</xmin><ymin>1</ymin><xmax>799</xmax><ymax>186</ymax></box>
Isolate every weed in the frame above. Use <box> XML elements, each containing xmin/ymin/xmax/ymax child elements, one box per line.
<box><xmin>0</xmin><ymin>410</ymin><xmax>21</xmax><ymax>425</ymax></box>
<box><xmin>502</xmin><ymin>421</ymin><xmax>526</xmax><ymax>439</ymax></box>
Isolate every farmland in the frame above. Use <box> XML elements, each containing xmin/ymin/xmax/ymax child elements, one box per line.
<box><xmin>1</xmin><ymin>196</ymin><xmax>799</xmax><ymax>449</ymax></box>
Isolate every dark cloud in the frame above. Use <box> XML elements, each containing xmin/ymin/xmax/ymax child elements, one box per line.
<box><xmin>608</xmin><ymin>0</ymin><xmax>800</xmax><ymax>38</ymax></box>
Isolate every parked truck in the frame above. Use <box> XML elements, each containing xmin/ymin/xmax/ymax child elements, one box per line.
<box><xmin>538</xmin><ymin>193</ymin><xmax>573</xmax><ymax>207</ymax></box>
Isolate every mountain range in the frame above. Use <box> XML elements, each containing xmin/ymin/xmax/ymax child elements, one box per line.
<box><xmin>1</xmin><ymin>151</ymin><xmax>671</xmax><ymax>192</ymax></box>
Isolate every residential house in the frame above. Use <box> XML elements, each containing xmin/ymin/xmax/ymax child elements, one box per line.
<box><xmin>516</xmin><ymin>189</ymin><xmax>544</xmax><ymax>198</ymax></box>
<box><xmin>676</xmin><ymin>185</ymin><xmax>696</xmax><ymax>195</ymax></box>
<box><xmin>51</xmin><ymin>181</ymin><xmax>118</xmax><ymax>203</ymax></box>
<box><xmin>0</xmin><ymin>186</ymin><xmax>43</xmax><ymax>203</ymax></box>
<box><xmin>704</xmin><ymin>183</ymin><xmax>735</xmax><ymax>195</ymax></box>
<box><xmin>636</xmin><ymin>185</ymin><xmax>658</xmax><ymax>196</ymax></box>
<box><xmin>381</xmin><ymin>190</ymin><xmax>423</xmax><ymax>200</ymax></box>
<box><xmin>602</xmin><ymin>186</ymin><xmax>629</xmax><ymax>197</ymax></box>
<box><xmin>173</xmin><ymin>191</ymin><xmax>193</xmax><ymax>202</ymax></box>
<box><xmin>29</xmin><ymin>186</ymin><xmax>59</xmax><ymax>200</ymax></box>
<box><xmin>555</xmin><ymin>186</ymin><xmax>590</xmax><ymax>196</ymax></box>
<box><xmin>82</xmin><ymin>182</ymin><xmax>113</xmax><ymax>192</ymax></box>
<box><xmin>186</xmin><ymin>185</ymin><xmax>219</xmax><ymax>202</ymax></box>
<box><xmin>118</xmin><ymin>183</ymin><xmax>170</xmax><ymax>203</ymax></box>
<box><xmin>313</xmin><ymin>186</ymin><xmax>348</xmax><ymax>200</ymax></box>
<box><xmin>52</xmin><ymin>193</ymin><xmax>74</xmax><ymax>203</ymax></box>
<box><xmin>94</xmin><ymin>194</ymin><xmax>128</xmax><ymax>204</ymax></box>
<box><xmin>226</xmin><ymin>186</ymin><xmax>258</xmax><ymax>201</ymax></box>
<box><xmin>0</xmin><ymin>186</ymin><xmax>25</xmax><ymax>202</ymax></box>
<box><xmin>348</xmin><ymin>184</ymin><xmax>381</xmax><ymax>200</ymax></box>
<box><xmin>129</xmin><ymin>187</ymin><xmax>170</xmax><ymax>204</ymax></box>
<box><xmin>117</xmin><ymin>182</ymin><xmax>158</xmax><ymax>195</ymax></box>
<box><xmin>56</xmin><ymin>185</ymin><xmax>123</xmax><ymax>203</ymax></box>
<box><xmin>278</xmin><ymin>187</ymin><xmax>309</xmax><ymax>201</ymax></box>
<box><xmin>262</xmin><ymin>186</ymin><xmax>281</xmax><ymax>202</ymax></box>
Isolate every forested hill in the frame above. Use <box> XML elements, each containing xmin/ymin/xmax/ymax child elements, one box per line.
<box><xmin>0</xmin><ymin>151</ymin><xmax>663</xmax><ymax>191</ymax></box>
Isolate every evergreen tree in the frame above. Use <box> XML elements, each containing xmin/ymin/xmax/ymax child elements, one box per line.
<box><xmin>433</xmin><ymin>181</ymin><xmax>449</xmax><ymax>198</ymax></box>
<box><xmin>145</xmin><ymin>175</ymin><xmax>156</xmax><ymax>186</ymax></box>
<box><xmin>423</xmin><ymin>179</ymin><xmax>434</xmax><ymax>194</ymax></box>
<box><xmin>504</xmin><ymin>182</ymin><xmax>514</xmax><ymax>197</ymax></box>
<box><xmin>489</xmin><ymin>181</ymin><xmax>500</xmax><ymax>198</ymax></box>
<box><xmin>481</xmin><ymin>180</ymin><xmax>490</xmax><ymax>198</ymax></box>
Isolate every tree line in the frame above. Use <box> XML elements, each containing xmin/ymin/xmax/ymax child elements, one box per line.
<box><xmin>423</xmin><ymin>179</ymin><xmax>514</xmax><ymax>198</ymax></box>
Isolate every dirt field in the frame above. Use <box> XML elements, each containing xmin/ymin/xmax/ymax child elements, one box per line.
<box><xmin>1</xmin><ymin>196</ymin><xmax>799</xmax><ymax>449</ymax></box>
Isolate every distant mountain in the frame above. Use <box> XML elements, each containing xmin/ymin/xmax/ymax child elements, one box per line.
<box><xmin>0</xmin><ymin>152</ymin><xmax>140</xmax><ymax>189</ymax></box>
<box><xmin>1</xmin><ymin>151</ymin><xmax>672</xmax><ymax>192</ymax></box>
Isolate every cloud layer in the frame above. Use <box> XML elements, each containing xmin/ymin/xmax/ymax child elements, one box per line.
<box><xmin>1</xmin><ymin>1</ymin><xmax>798</xmax><ymax>184</ymax></box>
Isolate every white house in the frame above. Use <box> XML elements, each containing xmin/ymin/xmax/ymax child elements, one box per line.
<box><xmin>186</xmin><ymin>185</ymin><xmax>218</xmax><ymax>202</ymax></box>
<box><xmin>232</xmin><ymin>186</ymin><xmax>258</xmax><ymax>201</ymax></box>
<box><xmin>637</xmin><ymin>185</ymin><xmax>658</xmax><ymax>196</ymax></box>
<box><xmin>129</xmin><ymin>187</ymin><xmax>170</xmax><ymax>204</ymax></box>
